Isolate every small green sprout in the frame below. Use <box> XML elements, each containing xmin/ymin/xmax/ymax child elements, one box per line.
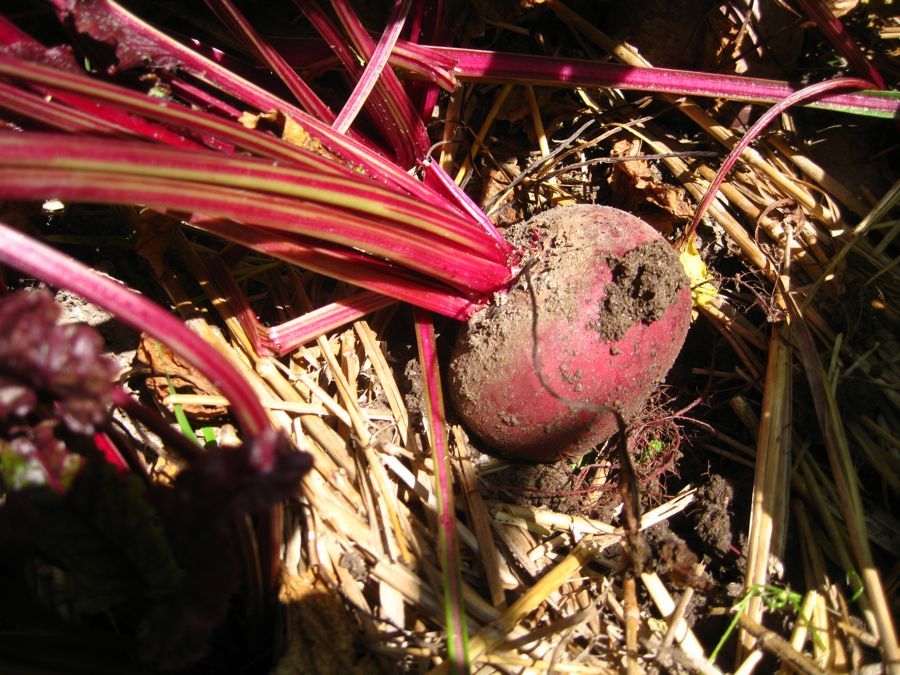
<box><xmin>710</xmin><ymin>583</ymin><xmax>824</xmax><ymax>664</ymax></box>
<box><xmin>639</xmin><ymin>437</ymin><xmax>666</xmax><ymax>464</ymax></box>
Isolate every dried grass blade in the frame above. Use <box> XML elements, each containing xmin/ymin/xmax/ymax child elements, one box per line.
<box><xmin>739</xmin><ymin>322</ymin><xmax>793</xmax><ymax>660</ymax></box>
<box><xmin>266</xmin><ymin>292</ymin><xmax>395</xmax><ymax>356</ymax></box>
<box><xmin>624</xmin><ymin>577</ymin><xmax>640</xmax><ymax>675</ymax></box>
<box><xmin>433</xmin><ymin>536</ymin><xmax>609</xmax><ymax>672</ymax></box>
<box><xmin>767</xmin><ymin>135</ymin><xmax>871</xmax><ymax>219</ymax></box>
<box><xmin>620</xmin><ymin>125</ymin><xmax>772</xmax><ymax>276</ymax></box>
<box><xmin>683</xmin><ymin>77</ymin><xmax>876</xmax><ymax>246</ymax></box>
<box><xmin>807</xmin><ymin>179</ymin><xmax>900</xmax><ymax>303</ymax></box>
<box><xmin>641</xmin><ymin>572</ymin><xmax>706</xmax><ymax>657</ymax></box>
<box><xmin>738</xmin><ymin>614</ymin><xmax>827</xmax><ymax>675</ymax></box>
<box><xmin>783</xmin><ymin>290</ymin><xmax>900</xmax><ymax>666</ymax></box>
<box><xmin>454</xmin><ymin>82</ymin><xmax>513</xmax><ymax>185</ymax></box>
<box><xmin>354</xmin><ymin>322</ymin><xmax>410</xmax><ymax>446</ymax></box>
<box><xmin>451</xmin><ymin>427</ymin><xmax>508</xmax><ymax>609</ymax></box>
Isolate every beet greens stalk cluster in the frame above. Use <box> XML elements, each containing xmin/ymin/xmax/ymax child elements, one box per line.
<box><xmin>0</xmin><ymin>0</ymin><xmax>896</xmax><ymax>672</ymax></box>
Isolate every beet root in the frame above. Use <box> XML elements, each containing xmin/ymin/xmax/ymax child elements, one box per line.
<box><xmin>448</xmin><ymin>205</ymin><xmax>691</xmax><ymax>462</ymax></box>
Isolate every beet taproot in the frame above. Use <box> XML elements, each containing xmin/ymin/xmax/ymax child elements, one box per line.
<box><xmin>448</xmin><ymin>204</ymin><xmax>691</xmax><ymax>462</ymax></box>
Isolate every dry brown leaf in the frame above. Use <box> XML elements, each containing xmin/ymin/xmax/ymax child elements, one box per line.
<box><xmin>479</xmin><ymin>159</ymin><xmax>525</xmax><ymax>227</ymax></box>
<box><xmin>134</xmin><ymin>332</ymin><xmax>228</xmax><ymax>419</ymax></box>
<box><xmin>133</xmin><ymin>210</ymin><xmax>179</xmax><ymax>279</ymax></box>
<box><xmin>607</xmin><ymin>139</ymin><xmax>693</xmax><ymax>235</ymax></box>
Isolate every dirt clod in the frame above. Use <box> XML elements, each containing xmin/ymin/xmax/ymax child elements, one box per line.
<box><xmin>487</xmin><ymin>461</ymin><xmax>587</xmax><ymax>513</ymax></box>
<box><xmin>595</xmin><ymin>241</ymin><xmax>686</xmax><ymax>342</ymax></box>
<box><xmin>692</xmin><ymin>474</ymin><xmax>735</xmax><ymax>557</ymax></box>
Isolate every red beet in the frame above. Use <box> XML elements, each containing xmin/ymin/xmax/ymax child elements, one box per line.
<box><xmin>448</xmin><ymin>205</ymin><xmax>691</xmax><ymax>462</ymax></box>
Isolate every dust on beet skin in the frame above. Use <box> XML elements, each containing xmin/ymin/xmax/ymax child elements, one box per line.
<box><xmin>451</xmin><ymin>208</ymin><xmax>602</xmax><ymax>395</ymax></box>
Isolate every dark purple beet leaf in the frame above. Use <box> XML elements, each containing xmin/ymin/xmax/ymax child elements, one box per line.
<box><xmin>0</xmin><ymin>285</ymin><xmax>311</xmax><ymax>669</ymax></box>
<box><xmin>0</xmin><ymin>290</ymin><xmax>117</xmax><ymax>434</ymax></box>
<box><xmin>0</xmin><ymin>290</ymin><xmax>118</xmax><ymax>493</ymax></box>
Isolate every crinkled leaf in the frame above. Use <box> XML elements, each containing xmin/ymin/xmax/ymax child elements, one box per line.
<box><xmin>0</xmin><ymin>290</ymin><xmax>118</xmax><ymax>434</ymax></box>
<box><xmin>49</xmin><ymin>0</ymin><xmax>184</xmax><ymax>72</ymax></box>
<box><xmin>0</xmin><ymin>376</ymin><xmax>36</xmax><ymax>419</ymax></box>
<box><xmin>0</xmin><ymin>15</ymin><xmax>80</xmax><ymax>72</ymax></box>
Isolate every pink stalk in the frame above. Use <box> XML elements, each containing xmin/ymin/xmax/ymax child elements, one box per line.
<box><xmin>1</xmin><ymin>87</ymin><xmax>204</xmax><ymax>149</ymax></box>
<box><xmin>0</xmin><ymin>222</ymin><xmax>271</xmax><ymax>443</ymax></box>
<box><xmin>0</xmin><ymin>21</ymin><xmax>206</xmax><ymax>147</ymax></box>
<box><xmin>91</xmin><ymin>431</ymin><xmax>131</xmax><ymax>472</ymax></box>
<box><xmin>0</xmin><ymin>133</ymin><xmax>508</xmax><ymax>264</ymax></box>
<box><xmin>0</xmin><ymin>55</ymin><xmax>335</xmax><ymax>169</ymax></box>
<box><xmin>197</xmin><ymin>220</ymin><xmax>484</xmax><ymax>319</ymax></box>
<box><xmin>38</xmin><ymin>89</ymin><xmax>205</xmax><ymax>149</ymax></box>
<box><xmin>269</xmin><ymin>34</ymin><xmax>458</xmax><ymax>92</ymax></box>
<box><xmin>165</xmin><ymin>75</ymin><xmax>245</xmax><ymax>120</ymax></box>
<box><xmin>207</xmin><ymin>255</ymin><xmax>274</xmax><ymax>358</ymax></box>
<box><xmin>413</xmin><ymin>308</ymin><xmax>470</xmax><ymax>673</ymax></box>
<box><xmin>794</xmin><ymin>0</ymin><xmax>885</xmax><ymax>89</ymax></box>
<box><xmin>401</xmin><ymin>0</ymin><xmax>447</xmax><ymax>119</ymax></box>
<box><xmin>205</xmin><ymin>251</ymin><xmax>396</xmax><ymax>358</ymax></box>
<box><xmin>422</xmin><ymin>159</ymin><xmax>513</xmax><ymax>256</ymax></box>
<box><xmin>291</xmin><ymin>0</ymin><xmax>422</xmax><ymax>166</ymax></box>
<box><xmin>389</xmin><ymin>38</ymin><xmax>457</xmax><ymax>92</ymax></box>
<box><xmin>0</xmin><ymin>80</ymin><xmax>122</xmax><ymax>134</ymax></box>
<box><xmin>203</xmin><ymin>0</ymin><xmax>337</xmax><ymax>121</ymax></box>
<box><xmin>0</xmin><ymin>133</ymin><xmax>485</xmax><ymax>316</ymax></box>
<box><xmin>332</xmin><ymin>0</ymin><xmax>411</xmax><ymax>134</ymax></box>
<box><xmin>265</xmin><ymin>292</ymin><xmax>395</xmax><ymax>356</ymax></box>
<box><xmin>0</xmin><ymin>190</ymin><xmax>509</xmax><ymax>308</ymax></box>
<box><xmin>433</xmin><ymin>46</ymin><xmax>899</xmax><ymax>118</ymax></box>
<box><xmin>43</xmin><ymin>0</ymin><xmax>431</xmax><ymax>192</ymax></box>
<box><xmin>0</xmin><ymin>50</ymin><xmax>477</xmax><ymax>217</ymax></box>
<box><xmin>0</xmin><ymin>167</ymin><xmax>507</xmax><ymax>297</ymax></box>
<box><xmin>329</xmin><ymin>0</ymin><xmax>431</xmax><ymax>162</ymax></box>
<box><xmin>683</xmin><ymin>77</ymin><xmax>874</xmax><ymax>245</ymax></box>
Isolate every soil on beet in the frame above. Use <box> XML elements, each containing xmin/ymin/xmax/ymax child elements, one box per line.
<box><xmin>498</xmin><ymin>204</ymin><xmax>688</xmax><ymax>337</ymax></box>
<box><xmin>595</xmin><ymin>240</ymin><xmax>686</xmax><ymax>342</ymax></box>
